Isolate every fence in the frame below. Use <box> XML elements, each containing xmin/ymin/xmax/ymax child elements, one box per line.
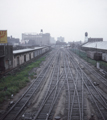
<box><xmin>71</xmin><ymin>48</ymin><xmax>107</xmax><ymax>72</ymax></box>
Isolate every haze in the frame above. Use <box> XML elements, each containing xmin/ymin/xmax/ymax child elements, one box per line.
<box><xmin>0</xmin><ymin>0</ymin><xmax>107</xmax><ymax>42</ymax></box>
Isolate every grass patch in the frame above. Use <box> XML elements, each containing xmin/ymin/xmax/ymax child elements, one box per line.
<box><xmin>71</xmin><ymin>49</ymin><xmax>107</xmax><ymax>69</ymax></box>
<box><xmin>0</xmin><ymin>57</ymin><xmax>45</xmax><ymax>104</ymax></box>
<box><xmin>71</xmin><ymin>49</ymin><xmax>97</xmax><ymax>65</ymax></box>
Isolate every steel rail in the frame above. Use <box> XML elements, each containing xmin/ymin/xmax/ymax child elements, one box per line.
<box><xmin>67</xmin><ymin>52</ymin><xmax>107</xmax><ymax>109</ymax></box>
<box><xmin>45</xmin><ymin>52</ymin><xmax>61</xmax><ymax>118</ymax></box>
<box><xmin>83</xmin><ymin>79</ymin><xmax>106</xmax><ymax>120</ymax></box>
<box><xmin>65</xmin><ymin>51</ymin><xmax>82</xmax><ymax>120</ymax></box>
<box><xmin>45</xmin><ymin>73</ymin><xmax>66</xmax><ymax>120</ymax></box>
<box><xmin>69</xmin><ymin>50</ymin><xmax>107</xmax><ymax>101</ymax></box>
<box><xmin>33</xmin><ymin>51</ymin><xmax>63</xmax><ymax>120</ymax></box>
<box><xmin>63</xmin><ymin>53</ymin><xmax>71</xmax><ymax>120</ymax></box>
<box><xmin>62</xmin><ymin>50</ymin><xmax>82</xmax><ymax>120</ymax></box>
<box><xmin>68</xmin><ymin>49</ymin><xmax>107</xmax><ymax>87</ymax></box>
<box><xmin>81</xmin><ymin>70</ymin><xmax>107</xmax><ymax>120</ymax></box>
<box><xmin>45</xmin><ymin>52</ymin><xmax>65</xmax><ymax>119</ymax></box>
<box><xmin>68</xmin><ymin>50</ymin><xmax>107</xmax><ymax>108</ymax></box>
<box><xmin>33</xmin><ymin>71</ymin><xmax>64</xmax><ymax>120</ymax></box>
<box><xmin>2</xmin><ymin>49</ymin><xmax>59</xmax><ymax>120</ymax></box>
<box><xmin>67</xmin><ymin>49</ymin><xmax>107</xmax><ymax>120</ymax></box>
<box><xmin>96</xmin><ymin>87</ymin><xmax>107</xmax><ymax>100</ymax></box>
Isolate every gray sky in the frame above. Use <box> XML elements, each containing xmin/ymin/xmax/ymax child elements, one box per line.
<box><xmin>0</xmin><ymin>0</ymin><xmax>107</xmax><ymax>42</ymax></box>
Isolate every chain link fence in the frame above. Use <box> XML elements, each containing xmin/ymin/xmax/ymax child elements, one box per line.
<box><xmin>71</xmin><ymin>48</ymin><xmax>107</xmax><ymax>72</ymax></box>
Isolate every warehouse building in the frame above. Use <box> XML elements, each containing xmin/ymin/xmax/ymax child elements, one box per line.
<box><xmin>88</xmin><ymin>38</ymin><xmax>103</xmax><ymax>42</ymax></box>
<box><xmin>82</xmin><ymin>41</ymin><xmax>107</xmax><ymax>61</ymax></box>
<box><xmin>0</xmin><ymin>45</ymin><xmax>50</xmax><ymax>75</ymax></box>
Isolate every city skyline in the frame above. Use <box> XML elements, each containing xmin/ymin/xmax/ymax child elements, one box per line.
<box><xmin>0</xmin><ymin>0</ymin><xmax>107</xmax><ymax>42</ymax></box>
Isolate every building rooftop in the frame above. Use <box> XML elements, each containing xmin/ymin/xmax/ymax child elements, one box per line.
<box><xmin>13</xmin><ymin>47</ymin><xmax>43</xmax><ymax>54</ymax></box>
<box><xmin>82</xmin><ymin>41</ymin><xmax>107</xmax><ymax>50</ymax></box>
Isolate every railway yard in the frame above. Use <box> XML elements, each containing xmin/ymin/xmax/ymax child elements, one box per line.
<box><xmin>0</xmin><ymin>47</ymin><xmax>107</xmax><ymax>120</ymax></box>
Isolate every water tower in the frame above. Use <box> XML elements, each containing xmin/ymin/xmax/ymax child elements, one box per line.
<box><xmin>85</xmin><ymin>32</ymin><xmax>88</xmax><ymax>43</ymax></box>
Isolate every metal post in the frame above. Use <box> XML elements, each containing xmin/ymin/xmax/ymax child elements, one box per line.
<box><xmin>96</xmin><ymin>43</ymin><xmax>100</xmax><ymax>68</ymax></box>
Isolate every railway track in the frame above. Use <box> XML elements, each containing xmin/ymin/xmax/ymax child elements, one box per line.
<box><xmin>63</xmin><ymin>50</ymin><xmax>84</xmax><ymax>120</ymax></box>
<box><xmin>66</xmin><ymin>49</ymin><xmax>107</xmax><ymax>120</ymax></box>
<box><xmin>32</xmin><ymin>52</ymin><xmax>62</xmax><ymax>120</ymax></box>
<box><xmin>1</xmin><ymin>50</ymin><xmax>59</xmax><ymax>120</ymax></box>
<box><xmin>68</xmin><ymin>49</ymin><xmax>107</xmax><ymax>104</ymax></box>
<box><xmin>68</xmin><ymin>49</ymin><xmax>107</xmax><ymax>87</ymax></box>
<box><xmin>1</xmin><ymin>48</ymin><xmax>107</xmax><ymax>120</ymax></box>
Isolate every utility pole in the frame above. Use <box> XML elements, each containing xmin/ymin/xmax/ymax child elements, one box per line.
<box><xmin>96</xmin><ymin>43</ymin><xmax>100</xmax><ymax>69</ymax></box>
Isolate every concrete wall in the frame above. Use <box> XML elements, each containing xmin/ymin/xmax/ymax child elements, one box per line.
<box><xmin>13</xmin><ymin>51</ymin><xmax>34</xmax><ymax>68</ymax></box>
<box><xmin>102</xmin><ymin>53</ymin><xmax>107</xmax><ymax>62</ymax></box>
<box><xmin>3</xmin><ymin>45</ymin><xmax>13</xmax><ymax>70</ymax></box>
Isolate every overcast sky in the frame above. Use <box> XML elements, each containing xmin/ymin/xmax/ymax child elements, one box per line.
<box><xmin>0</xmin><ymin>0</ymin><xmax>107</xmax><ymax>42</ymax></box>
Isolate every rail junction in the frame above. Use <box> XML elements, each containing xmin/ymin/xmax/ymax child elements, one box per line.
<box><xmin>1</xmin><ymin>48</ymin><xmax>107</xmax><ymax>120</ymax></box>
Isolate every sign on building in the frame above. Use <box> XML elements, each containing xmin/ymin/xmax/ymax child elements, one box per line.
<box><xmin>0</xmin><ymin>30</ymin><xmax>7</xmax><ymax>43</ymax></box>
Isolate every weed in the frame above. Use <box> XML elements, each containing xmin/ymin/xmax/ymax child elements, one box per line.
<box><xmin>0</xmin><ymin>56</ymin><xmax>45</xmax><ymax>104</ymax></box>
<box><xmin>71</xmin><ymin>49</ymin><xmax>107</xmax><ymax>69</ymax></box>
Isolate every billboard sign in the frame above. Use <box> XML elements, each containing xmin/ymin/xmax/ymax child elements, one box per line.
<box><xmin>0</xmin><ymin>30</ymin><xmax>7</xmax><ymax>43</ymax></box>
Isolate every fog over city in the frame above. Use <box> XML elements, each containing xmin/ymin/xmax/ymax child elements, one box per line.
<box><xmin>0</xmin><ymin>0</ymin><xmax>107</xmax><ymax>42</ymax></box>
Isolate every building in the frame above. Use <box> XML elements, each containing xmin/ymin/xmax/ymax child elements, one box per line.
<box><xmin>57</xmin><ymin>36</ymin><xmax>64</xmax><ymax>42</ymax></box>
<box><xmin>88</xmin><ymin>38</ymin><xmax>103</xmax><ymax>42</ymax></box>
<box><xmin>56</xmin><ymin>41</ymin><xmax>67</xmax><ymax>46</ymax></box>
<box><xmin>84</xmin><ymin>32</ymin><xmax>103</xmax><ymax>43</ymax></box>
<box><xmin>50</xmin><ymin>37</ymin><xmax>56</xmax><ymax>44</ymax></box>
<box><xmin>81</xmin><ymin>41</ymin><xmax>107</xmax><ymax>61</ymax></box>
<box><xmin>68</xmin><ymin>41</ymin><xmax>82</xmax><ymax>48</ymax></box>
<box><xmin>8</xmin><ymin>36</ymin><xmax>20</xmax><ymax>46</ymax></box>
<box><xmin>42</xmin><ymin>33</ymin><xmax>50</xmax><ymax>45</ymax></box>
<box><xmin>82</xmin><ymin>41</ymin><xmax>107</xmax><ymax>52</ymax></box>
<box><xmin>22</xmin><ymin>33</ymin><xmax>50</xmax><ymax>46</ymax></box>
<box><xmin>0</xmin><ymin>45</ymin><xmax>13</xmax><ymax>73</ymax></box>
<box><xmin>0</xmin><ymin>45</ymin><xmax>50</xmax><ymax>74</ymax></box>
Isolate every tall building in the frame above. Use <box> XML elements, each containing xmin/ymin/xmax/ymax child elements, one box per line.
<box><xmin>22</xmin><ymin>33</ymin><xmax>50</xmax><ymax>46</ymax></box>
<box><xmin>42</xmin><ymin>33</ymin><xmax>50</xmax><ymax>45</ymax></box>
